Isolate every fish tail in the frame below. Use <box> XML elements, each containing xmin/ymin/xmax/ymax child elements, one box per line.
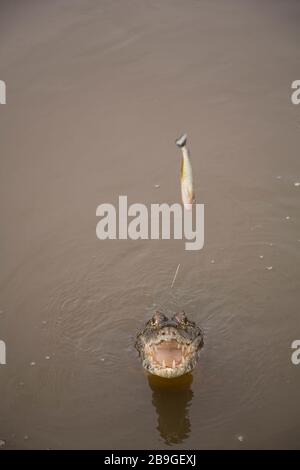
<box><xmin>175</xmin><ymin>133</ymin><xmax>187</xmax><ymax>148</ymax></box>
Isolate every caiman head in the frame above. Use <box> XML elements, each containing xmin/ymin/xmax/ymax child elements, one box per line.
<box><xmin>135</xmin><ymin>311</ymin><xmax>204</xmax><ymax>378</ymax></box>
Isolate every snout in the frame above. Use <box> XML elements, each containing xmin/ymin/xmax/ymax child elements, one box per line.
<box><xmin>155</xmin><ymin>325</ymin><xmax>180</xmax><ymax>340</ymax></box>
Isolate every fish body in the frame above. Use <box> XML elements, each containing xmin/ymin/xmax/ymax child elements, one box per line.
<box><xmin>176</xmin><ymin>134</ymin><xmax>195</xmax><ymax>210</ymax></box>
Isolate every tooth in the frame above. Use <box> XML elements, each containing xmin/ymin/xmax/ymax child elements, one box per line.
<box><xmin>172</xmin><ymin>360</ymin><xmax>176</xmax><ymax>368</ymax></box>
<box><xmin>162</xmin><ymin>359</ymin><xmax>166</xmax><ymax>368</ymax></box>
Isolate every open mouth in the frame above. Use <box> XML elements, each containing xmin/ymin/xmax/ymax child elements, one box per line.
<box><xmin>145</xmin><ymin>339</ymin><xmax>194</xmax><ymax>373</ymax></box>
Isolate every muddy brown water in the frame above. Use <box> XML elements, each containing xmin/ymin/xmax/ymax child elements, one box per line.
<box><xmin>1</xmin><ymin>0</ymin><xmax>300</xmax><ymax>450</ymax></box>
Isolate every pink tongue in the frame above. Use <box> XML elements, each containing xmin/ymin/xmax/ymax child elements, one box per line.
<box><xmin>154</xmin><ymin>344</ymin><xmax>182</xmax><ymax>367</ymax></box>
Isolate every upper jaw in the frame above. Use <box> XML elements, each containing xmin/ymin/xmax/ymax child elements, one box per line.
<box><xmin>145</xmin><ymin>326</ymin><xmax>193</xmax><ymax>346</ymax></box>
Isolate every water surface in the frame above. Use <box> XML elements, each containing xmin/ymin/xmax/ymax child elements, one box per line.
<box><xmin>0</xmin><ymin>0</ymin><xmax>300</xmax><ymax>449</ymax></box>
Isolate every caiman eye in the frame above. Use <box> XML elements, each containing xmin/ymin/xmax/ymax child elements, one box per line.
<box><xmin>174</xmin><ymin>311</ymin><xmax>188</xmax><ymax>325</ymax></box>
<box><xmin>180</xmin><ymin>317</ymin><xmax>189</xmax><ymax>327</ymax></box>
<box><xmin>149</xmin><ymin>311</ymin><xmax>168</xmax><ymax>328</ymax></box>
<box><xmin>151</xmin><ymin>312</ymin><xmax>163</xmax><ymax>327</ymax></box>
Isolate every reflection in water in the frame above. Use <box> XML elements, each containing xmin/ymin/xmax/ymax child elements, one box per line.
<box><xmin>147</xmin><ymin>373</ymin><xmax>194</xmax><ymax>445</ymax></box>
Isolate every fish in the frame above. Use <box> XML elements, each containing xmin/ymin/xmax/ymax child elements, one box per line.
<box><xmin>176</xmin><ymin>134</ymin><xmax>195</xmax><ymax>210</ymax></box>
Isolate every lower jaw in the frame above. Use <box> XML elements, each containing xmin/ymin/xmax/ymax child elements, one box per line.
<box><xmin>147</xmin><ymin>364</ymin><xmax>192</xmax><ymax>379</ymax></box>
